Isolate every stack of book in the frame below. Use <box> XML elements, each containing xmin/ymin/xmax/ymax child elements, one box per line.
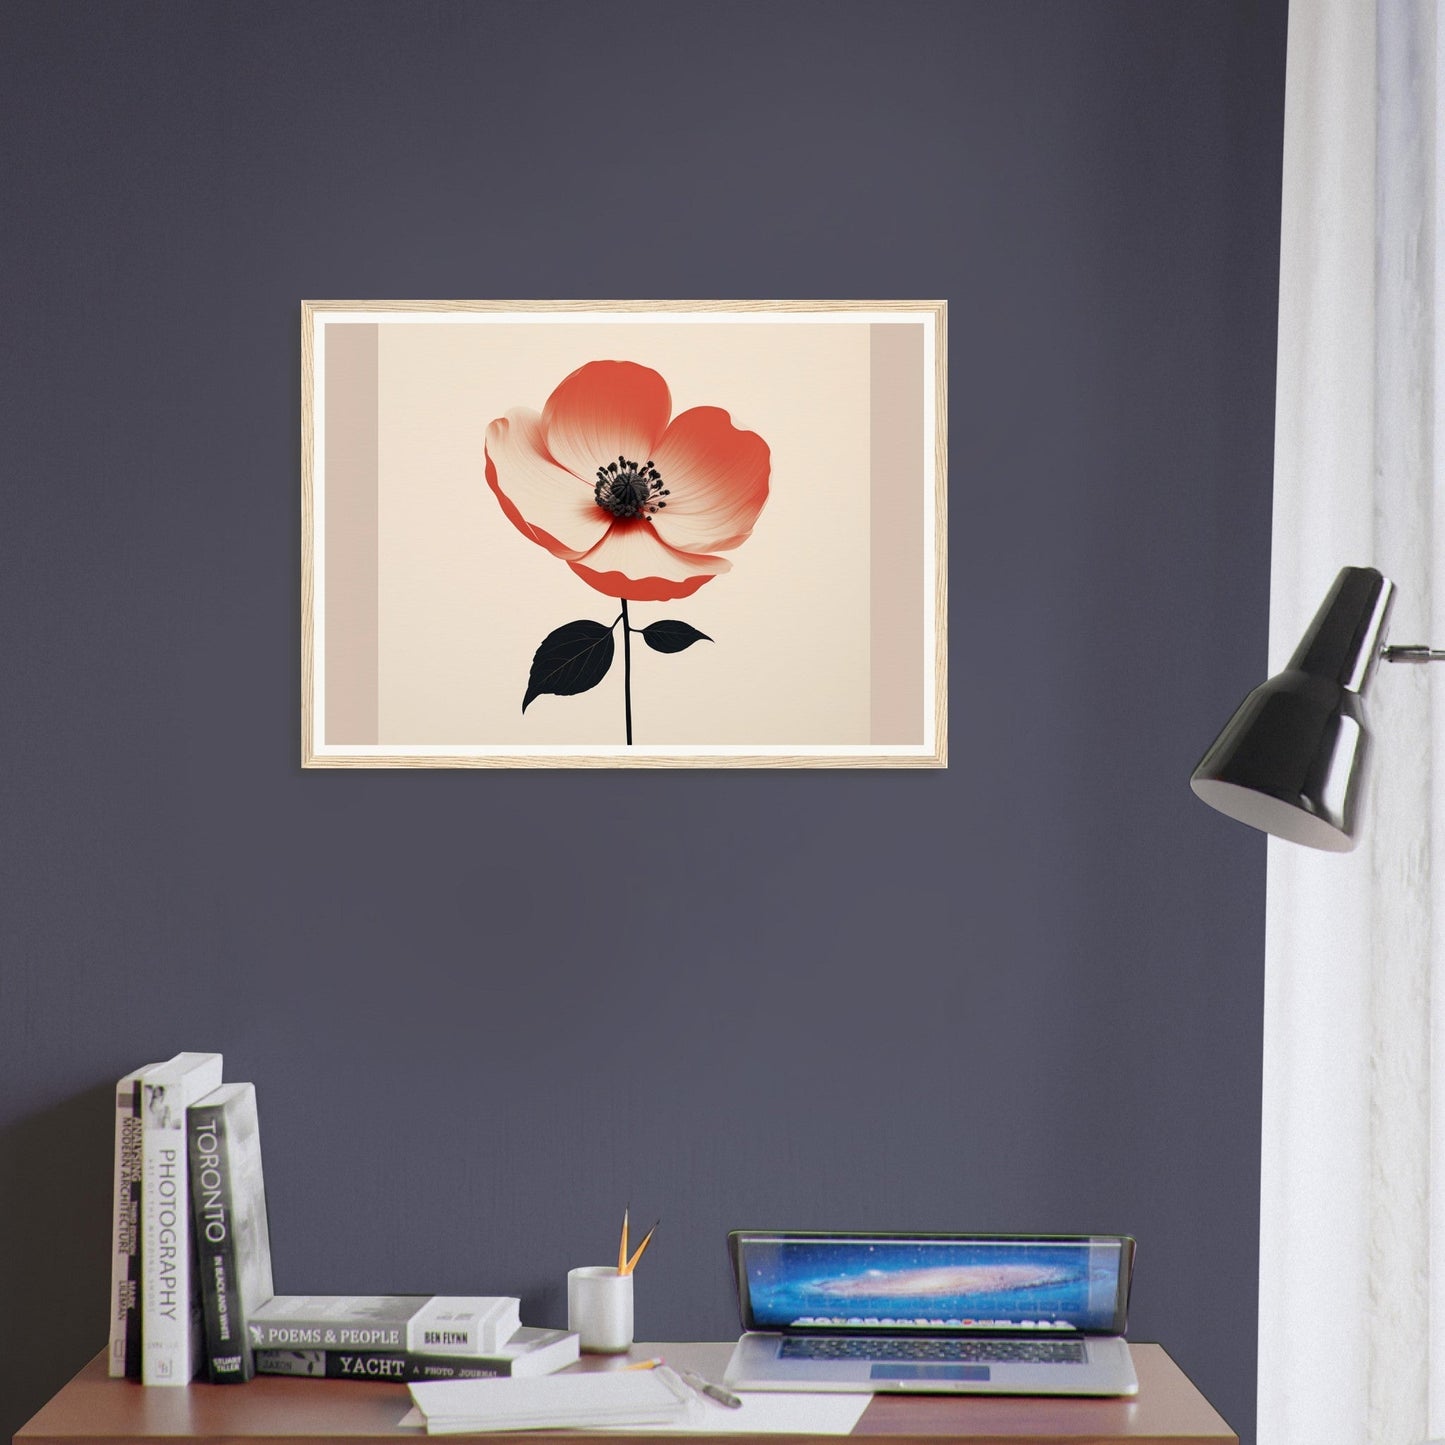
<box><xmin>248</xmin><ymin>1299</ymin><xmax>577</xmax><ymax>1382</ymax></box>
<box><xmin>108</xmin><ymin>1052</ymin><xmax>578</xmax><ymax>1387</ymax></box>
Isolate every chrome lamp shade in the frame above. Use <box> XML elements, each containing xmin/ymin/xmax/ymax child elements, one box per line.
<box><xmin>1189</xmin><ymin>566</ymin><xmax>1395</xmax><ymax>852</ymax></box>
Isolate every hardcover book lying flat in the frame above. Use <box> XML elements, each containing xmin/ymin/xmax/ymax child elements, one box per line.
<box><xmin>255</xmin><ymin>1325</ymin><xmax>579</xmax><ymax>1382</ymax></box>
<box><xmin>407</xmin><ymin>1364</ymin><xmax>693</xmax><ymax>1435</ymax></box>
<box><xmin>248</xmin><ymin>1295</ymin><xmax>521</xmax><ymax>1356</ymax></box>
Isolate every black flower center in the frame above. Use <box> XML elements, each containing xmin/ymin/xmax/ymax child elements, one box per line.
<box><xmin>594</xmin><ymin>456</ymin><xmax>669</xmax><ymax>521</ymax></box>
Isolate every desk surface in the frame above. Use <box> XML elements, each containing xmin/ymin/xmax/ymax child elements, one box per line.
<box><xmin>16</xmin><ymin>1342</ymin><xmax>1235</xmax><ymax>1445</ymax></box>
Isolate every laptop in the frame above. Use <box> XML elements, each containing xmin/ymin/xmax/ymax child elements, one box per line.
<box><xmin>723</xmin><ymin>1230</ymin><xmax>1138</xmax><ymax>1397</ymax></box>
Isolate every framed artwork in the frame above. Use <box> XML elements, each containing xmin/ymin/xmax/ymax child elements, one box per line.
<box><xmin>301</xmin><ymin>300</ymin><xmax>946</xmax><ymax>768</ymax></box>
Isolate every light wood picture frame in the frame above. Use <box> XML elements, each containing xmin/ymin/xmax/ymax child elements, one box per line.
<box><xmin>301</xmin><ymin>300</ymin><xmax>947</xmax><ymax>768</ymax></box>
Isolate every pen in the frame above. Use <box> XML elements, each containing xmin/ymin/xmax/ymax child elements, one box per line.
<box><xmin>680</xmin><ymin>1369</ymin><xmax>743</xmax><ymax>1409</ymax></box>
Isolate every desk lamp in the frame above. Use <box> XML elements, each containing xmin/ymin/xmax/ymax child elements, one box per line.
<box><xmin>1190</xmin><ymin>564</ymin><xmax>1444</xmax><ymax>851</ymax></box>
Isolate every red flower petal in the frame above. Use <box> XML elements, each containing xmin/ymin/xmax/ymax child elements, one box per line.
<box><xmin>567</xmin><ymin>518</ymin><xmax>731</xmax><ymax>602</ymax></box>
<box><xmin>485</xmin><ymin>408</ymin><xmax>612</xmax><ymax>560</ymax></box>
<box><xmin>542</xmin><ymin>360</ymin><xmax>672</xmax><ymax>483</ymax></box>
<box><xmin>647</xmin><ymin>406</ymin><xmax>770</xmax><ymax>555</ymax></box>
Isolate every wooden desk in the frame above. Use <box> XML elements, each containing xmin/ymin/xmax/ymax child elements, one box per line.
<box><xmin>15</xmin><ymin>1342</ymin><xmax>1235</xmax><ymax>1445</ymax></box>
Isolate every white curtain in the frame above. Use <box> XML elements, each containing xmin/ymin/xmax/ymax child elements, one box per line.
<box><xmin>1261</xmin><ymin>2</ymin><xmax>1445</xmax><ymax>1443</ymax></box>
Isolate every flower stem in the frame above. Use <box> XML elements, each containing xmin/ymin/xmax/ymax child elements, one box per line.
<box><xmin>621</xmin><ymin>600</ymin><xmax>633</xmax><ymax>745</ymax></box>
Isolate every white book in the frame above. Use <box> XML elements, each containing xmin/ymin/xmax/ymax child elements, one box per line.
<box><xmin>107</xmin><ymin>1062</ymin><xmax>160</xmax><ymax>1378</ymax></box>
<box><xmin>140</xmin><ymin>1051</ymin><xmax>223</xmax><ymax>1386</ymax></box>
<box><xmin>248</xmin><ymin>1295</ymin><xmax>522</xmax><ymax>1356</ymax></box>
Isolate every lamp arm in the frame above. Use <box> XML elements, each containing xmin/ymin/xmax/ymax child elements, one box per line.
<box><xmin>1383</xmin><ymin>644</ymin><xmax>1445</xmax><ymax>663</ymax></box>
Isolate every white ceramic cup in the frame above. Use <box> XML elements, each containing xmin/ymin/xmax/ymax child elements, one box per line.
<box><xmin>567</xmin><ymin>1265</ymin><xmax>634</xmax><ymax>1353</ymax></box>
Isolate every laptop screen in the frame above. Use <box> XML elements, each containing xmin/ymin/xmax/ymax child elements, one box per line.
<box><xmin>730</xmin><ymin>1232</ymin><xmax>1134</xmax><ymax>1336</ymax></box>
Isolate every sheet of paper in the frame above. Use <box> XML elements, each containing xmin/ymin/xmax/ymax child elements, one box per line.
<box><xmin>409</xmin><ymin>1367</ymin><xmax>693</xmax><ymax>1433</ymax></box>
<box><xmin>398</xmin><ymin>1380</ymin><xmax>872</xmax><ymax>1435</ymax></box>
<box><xmin>619</xmin><ymin>1391</ymin><xmax>873</xmax><ymax>1434</ymax></box>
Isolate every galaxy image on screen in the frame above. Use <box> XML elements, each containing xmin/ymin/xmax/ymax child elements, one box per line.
<box><xmin>742</xmin><ymin>1238</ymin><xmax>1123</xmax><ymax>1333</ymax></box>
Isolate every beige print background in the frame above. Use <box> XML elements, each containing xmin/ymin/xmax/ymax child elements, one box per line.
<box><xmin>370</xmin><ymin>322</ymin><xmax>875</xmax><ymax>747</ymax></box>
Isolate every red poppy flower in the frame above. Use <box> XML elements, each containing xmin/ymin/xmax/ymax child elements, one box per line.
<box><xmin>484</xmin><ymin>360</ymin><xmax>770</xmax><ymax>602</ymax></box>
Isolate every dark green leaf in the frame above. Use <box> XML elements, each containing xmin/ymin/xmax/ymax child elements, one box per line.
<box><xmin>523</xmin><ymin>620</ymin><xmax>616</xmax><ymax>712</ymax></box>
<box><xmin>640</xmin><ymin>620</ymin><xmax>712</xmax><ymax>654</ymax></box>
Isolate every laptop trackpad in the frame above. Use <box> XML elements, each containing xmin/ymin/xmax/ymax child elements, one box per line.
<box><xmin>870</xmin><ymin>1364</ymin><xmax>990</xmax><ymax>1382</ymax></box>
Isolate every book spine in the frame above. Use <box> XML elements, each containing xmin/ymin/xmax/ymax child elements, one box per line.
<box><xmin>255</xmin><ymin>1348</ymin><xmax>518</xmax><ymax>1382</ymax></box>
<box><xmin>141</xmin><ymin>1080</ymin><xmax>204</xmax><ymax>1385</ymax></box>
<box><xmin>188</xmin><ymin>1101</ymin><xmax>251</xmax><ymax>1382</ymax></box>
<box><xmin>138</xmin><ymin>1053</ymin><xmax>222</xmax><ymax>1385</ymax></box>
<box><xmin>248</xmin><ymin>1319</ymin><xmax>409</xmax><ymax>1350</ymax></box>
<box><xmin>248</xmin><ymin>1298</ymin><xmax>523</xmax><ymax>1357</ymax></box>
<box><xmin>107</xmin><ymin>1079</ymin><xmax>144</xmax><ymax>1379</ymax></box>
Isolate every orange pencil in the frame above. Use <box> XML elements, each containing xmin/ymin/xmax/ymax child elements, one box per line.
<box><xmin>623</xmin><ymin>1219</ymin><xmax>658</xmax><ymax>1275</ymax></box>
<box><xmin>618</xmin><ymin>1207</ymin><xmax>630</xmax><ymax>1274</ymax></box>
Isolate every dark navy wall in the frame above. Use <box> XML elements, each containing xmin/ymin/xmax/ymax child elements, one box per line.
<box><xmin>0</xmin><ymin>2</ymin><xmax>1285</xmax><ymax>1439</ymax></box>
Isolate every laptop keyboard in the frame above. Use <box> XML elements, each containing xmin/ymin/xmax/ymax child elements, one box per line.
<box><xmin>780</xmin><ymin>1336</ymin><xmax>1088</xmax><ymax>1366</ymax></box>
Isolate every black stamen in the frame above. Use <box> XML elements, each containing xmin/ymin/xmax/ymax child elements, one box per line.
<box><xmin>594</xmin><ymin>455</ymin><xmax>670</xmax><ymax>520</ymax></box>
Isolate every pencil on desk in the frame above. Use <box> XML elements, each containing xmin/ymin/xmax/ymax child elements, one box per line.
<box><xmin>623</xmin><ymin>1219</ymin><xmax>658</xmax><ymax>1275</ymax></box>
